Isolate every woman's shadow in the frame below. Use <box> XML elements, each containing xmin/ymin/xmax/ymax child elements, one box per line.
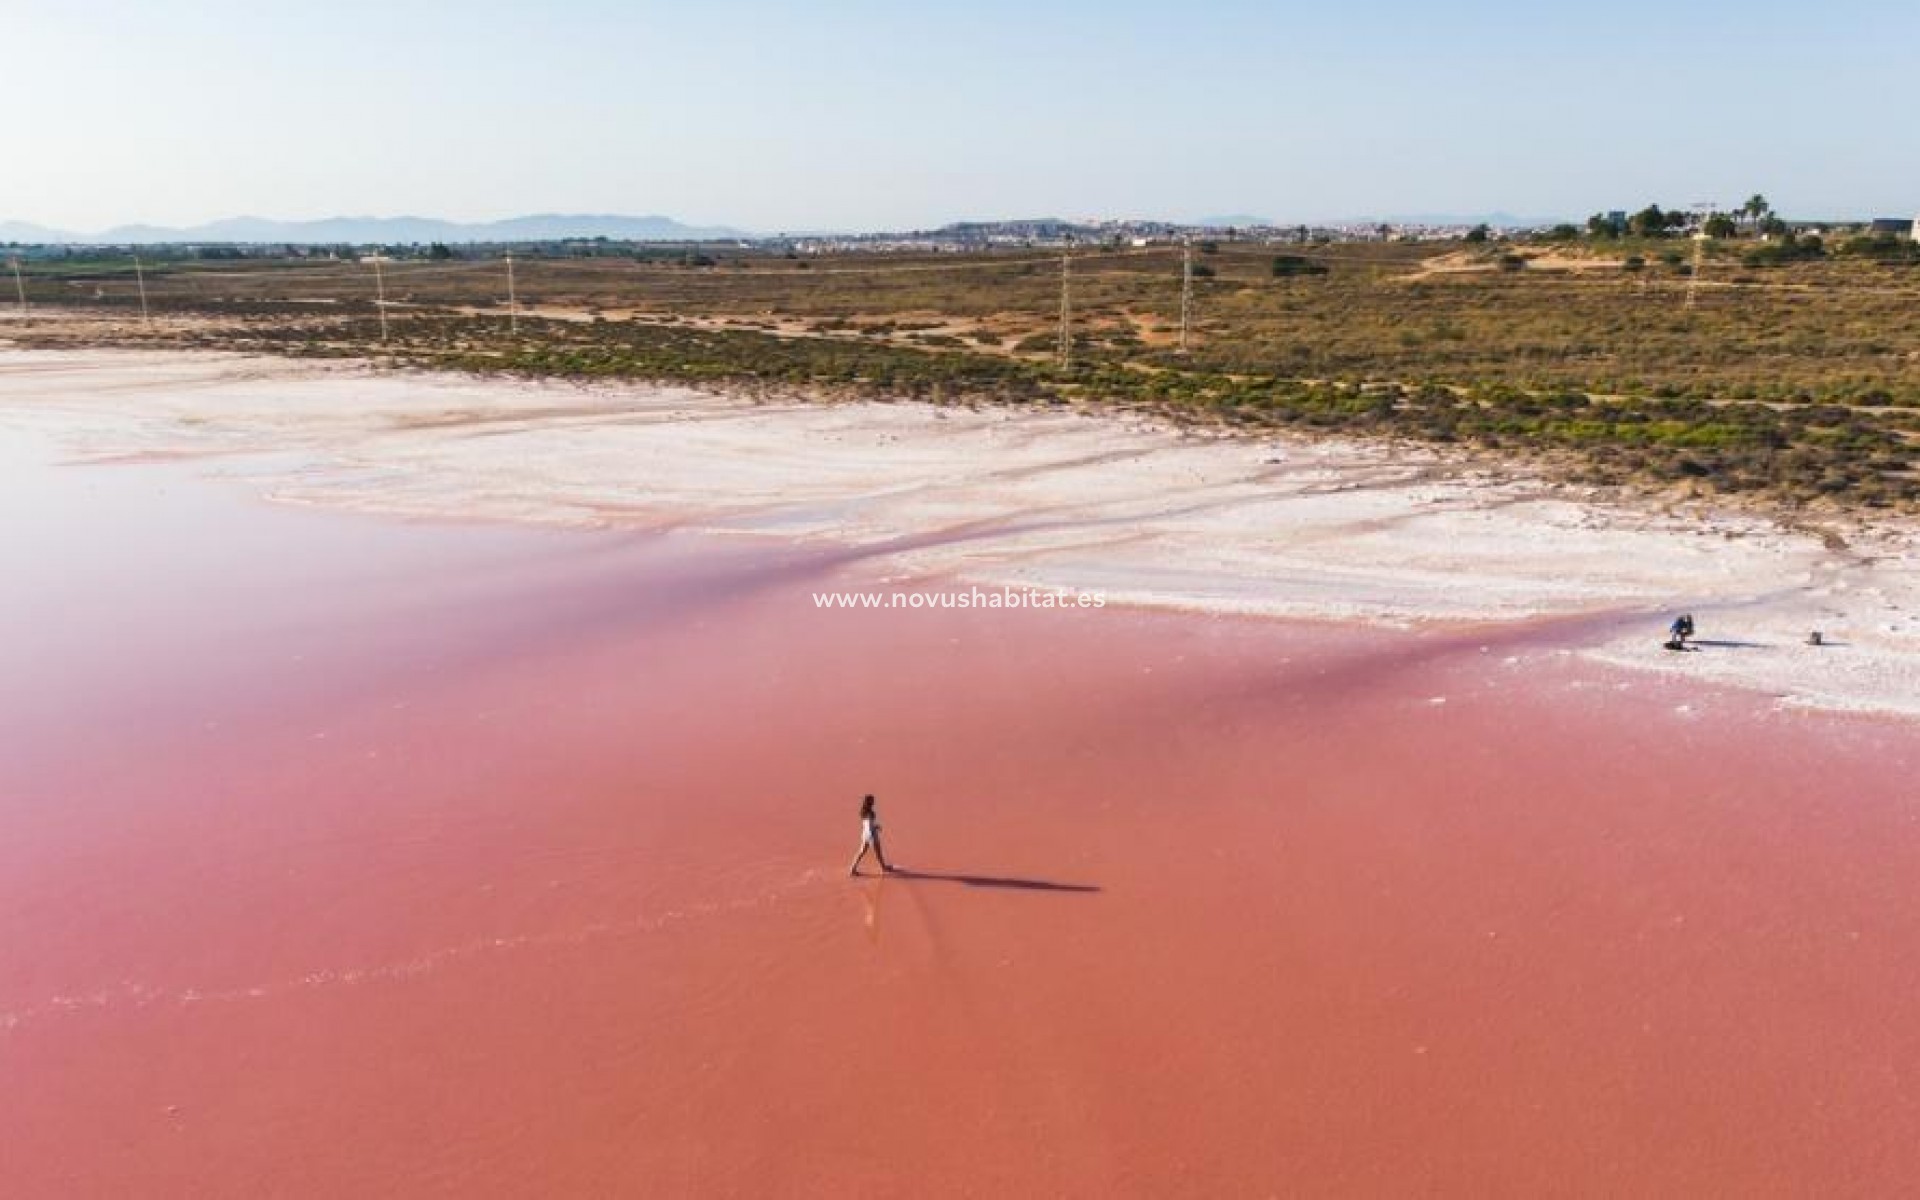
<box><xmin>884</xmin><ymin>867</ymin><xmax>1100</xmax><ymax>894</ymax></box>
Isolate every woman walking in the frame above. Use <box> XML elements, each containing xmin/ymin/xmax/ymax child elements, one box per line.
<box><xmin>849</xmin><ymin>794</ymin><xmax>895</xmax><ymax>876</ymax></box>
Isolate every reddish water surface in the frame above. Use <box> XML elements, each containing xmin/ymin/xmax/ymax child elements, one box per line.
<box><xmin>4</xmin><ymin>434</ymin><xmax>1920</xmax><ymax>1197</ymax></box>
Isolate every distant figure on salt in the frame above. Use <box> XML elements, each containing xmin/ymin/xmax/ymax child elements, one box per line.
<box><xmin>1664</xmin><ymin>613</ymin><xmax>1695</xmax><ymax>651</ymax></box>
<box><xmin>849</xmin><ymin>794</ymin><xmax>895</xmax><ymax>877</ymax></box>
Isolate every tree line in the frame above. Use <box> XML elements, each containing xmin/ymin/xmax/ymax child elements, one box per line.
<box><xmin>1581</xmin><ymin>194</ymin><xmax>1783</xmax><ymax>240</ymax></box>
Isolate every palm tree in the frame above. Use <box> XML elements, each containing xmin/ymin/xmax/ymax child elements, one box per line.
<box><xmin>1742</xmin><ymin>194</ymin><xmax>1771</xmax><ymax>229</ymax></box>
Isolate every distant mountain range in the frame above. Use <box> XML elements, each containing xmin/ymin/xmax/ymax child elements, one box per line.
<box><xmin>0</xmin><ymin>209</ymin><xmax>1587</xmax><ymax>248</ymax></box>
<box><xmin>0</xmin><ymin>213</ymin><xmax>746</xmax><ymax>245</ymax></box>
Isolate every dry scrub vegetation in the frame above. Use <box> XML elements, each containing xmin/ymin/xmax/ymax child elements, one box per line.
<box><xmin>10</xmin><ymin>238</ymin><xmax>1920</xmax><ymax>509</ymax></box>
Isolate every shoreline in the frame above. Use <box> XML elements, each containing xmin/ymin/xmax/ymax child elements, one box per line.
<box><xmin>3</xmin><ymin>345</ymin><xmax>1916</xmax><ymax>717</ymax></box>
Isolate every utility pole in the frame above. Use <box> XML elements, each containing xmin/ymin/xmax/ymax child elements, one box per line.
<box><xmin>506</xmin><ymin>252</ymin><xmax>519</xmax><ymax>334</ymax></box>
<box><xmin>1178</xmin><ymin>239</ymin><xmax>1194</xmax><ymax>354</ymax></box>
<box><xmin>8</xmin><ymin>256</ymin><xmax>25</xmax><ymax>321</ymax></box>
<box><xmin>133</xmin><ymin>254</ymin><xmax>151</xmax><ymax>325</ymax></box>
<box><xmin>1056</xmin><ymin>237</ymin><xmax>1073</xmax><ymax>370</ymax></box>
<box><xmin>372</xmin><ymin>257</ymin><xmax>390</xmax><ymax>343</ymax></box>
<box><xmin>1685</xmin><ymin>201</ymin><xmax>1715</xmax><ymax>310</ymax></box>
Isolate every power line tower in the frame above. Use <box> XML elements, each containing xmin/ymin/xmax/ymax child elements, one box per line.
<box><xmin>1178</xmin><ymin>239</ymin><xmax>1194</xmax><ymax>354</ymax></box>
<box><xmin>371</xmin><ymin>257</ymin><xmax>390</xmax><ymax>343</ymax></box>
<box><xmin>506</xmin><ymin>252</ymin><xmax>519</xmax><ymax>334</ymax></box>
<box><xmin>1056</xmin><ymin>236</ymin><xmax>1073</xmax><ymax>370</ymax></box>
<box><xmin>1685</xmin><ymin>201</ymin><xmax>1716</xmax><ymax>310</ymax></box>
<box><xmin>8</xmin><ymin>256</ymin><xmax>25</xmax><ymax>322</ymax></box>
<box><xmin>133</xmin><ymin>254</ymin><xmax>151</xmax><ymax>325</ymax></box>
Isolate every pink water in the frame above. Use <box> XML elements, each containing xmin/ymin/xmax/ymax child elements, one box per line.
<box><xmin>4</xmin><ymin>434</ymin><xmax>1919</xmax><ymax>1196</ymax></box>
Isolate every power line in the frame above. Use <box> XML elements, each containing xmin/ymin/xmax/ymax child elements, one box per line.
<box><xmin>8</xmin><ymin>256</ymin><xmax>24</xmax><ymax>321</ymax></box>
<box><xmin>371</xmin><ymin>258</ymin><xmax>390</xmax><ymax>342</ymax></box>
<box><xmin>506</xmin><ymin>253</ymin><xmax>519</xmax><ymax>333</ymax></box>
<box><xmin>766</xmin><ymin>245</ymin><xmax>1168</xmax><ymax>278</ymax></box>
<box><xmin>168</xmin><ymin>260</ymin><xmax>493</xmax><ymax>284</ymax></box>
<box><xmin>1056</xmin><ymin>239</ymin><xmax>1073</xmax><ymax>370</ymax></box>
<box><xmin>1179</xmin><ymin>239</ymin><xmax>1193</xmax><ymax>354</ymax></box>
<box><xmin>133</xmin><ymin>255</ymin><xmax>150</xmax><ymax>325</ymax></box>
<box><xmin>1686</xmin><ymin>201</ymin><xmax>1716</xmax><ymax>309</ymax></box>
<box><xmin>166</xmin><ymin>247</ymin><xmax>1158</xmax><ymax>284</ymax></box>
<box><xmin>22</xmin><ymin>246</ymin><xmax>1190</xmax><ymax>296</ymax></box>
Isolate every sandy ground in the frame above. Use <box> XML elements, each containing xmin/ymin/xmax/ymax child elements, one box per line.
<box><xmin>2</xmin><ymin>346</ymin><xmax>1915</xmax><ymax>716</ymax></box>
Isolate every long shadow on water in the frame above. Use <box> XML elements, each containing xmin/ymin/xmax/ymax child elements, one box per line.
<box><xmin>884</xmin><ymin>867</ymin><xmax>1101</xmax><ymax>894</ymax></box>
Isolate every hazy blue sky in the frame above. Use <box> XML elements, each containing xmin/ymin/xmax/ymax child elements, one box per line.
<box><xmin>10</xmin><ymin>0</ymin><xmax>1916</xmax><ymax>231</ymax></box>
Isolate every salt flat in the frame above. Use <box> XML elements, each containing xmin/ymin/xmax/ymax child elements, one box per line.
<box><xmin>4</xmin><ymin>347</ymin><xmax>1914</xmax><ymax>715</ymax></box>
